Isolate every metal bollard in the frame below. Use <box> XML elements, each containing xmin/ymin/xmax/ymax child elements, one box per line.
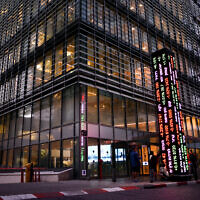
<box><xmin>21</xmin><ymin>169</ymin><xmax>24</xmax><ymax>183</ymax></box>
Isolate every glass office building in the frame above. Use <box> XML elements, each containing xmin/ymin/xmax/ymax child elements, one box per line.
<box><xmin>0</xmin><ymin>0</ymin><xmax>199</xmax><ymax>178</ymax></box>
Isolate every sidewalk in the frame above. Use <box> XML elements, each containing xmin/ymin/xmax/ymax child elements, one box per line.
<box><xmin>0</xmin><ymin>177</ymin><xmax>199</xmax><ymax>200</ymax></box>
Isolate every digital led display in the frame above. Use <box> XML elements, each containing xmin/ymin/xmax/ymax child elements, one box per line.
<box><xmin>152</xmin><ymin>49</ymin><xmax>188</xmax><ymax>176</ymax></box>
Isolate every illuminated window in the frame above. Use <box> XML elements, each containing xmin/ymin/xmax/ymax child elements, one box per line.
<box><xmin>55</xmin><ymin>44</ymin><xmax>63</xmax><ymax>77</ymax></box>
<box><xmin>141</xmin><ymin>30</ymin><xmax>149</xmax><ymax>53</ymax></box>
<box><xmin>186</xmin><ymin>116</ymin><xmax>193</xmax><ymax>136</ymax></box>
<box><xmin>157</xmin><ymin>40</ymin><xmax>163</xmax><ymax>50</ymax></box>
<box><xmin>87</xmin><ymin>38</ymin><xmax>95</xmax><ymax>67</ymax></box>
<box><xmin>123</xmin><ymin>54</ymin><xmax>131</xmax><ymax>81</ymax></box>
<box><xmin>44</xmin><ymin>51</ymin><xmax>52</xmax><ymax>82</ymax></box>
<box><xmin>35</xmin><ymin>57</ymin><xmax>43</xmax><ymax>87</ymax></box>
<box><xmin>192</xmin><ymin>117</ymin><xmax>198</xmax><ymax>137</ymax></box>
<box><xmin>66</xmin><ymin>38</ymin><xmax>75</xmax><ymax>72</ymax></box>
<box><xmin>131</xmin><ymin>23</ymin><xmax>139</xmax><ymax>48</ymax></box>
<box><xmin>134</xmin><ymin>60</ymin><xmax>142</xmax><ymax>86</ymax></box>
<box><xmin>154</xmin><ymin>13</ymin><xmax>161</xmax><ymax>30</ymax></box>
<box><xmin>122</xmin><ymin>17</ymin><xmax>128</xmax><ymax>43</ymax></box>
<box><xmin>144</xmin><ymin>64</ymin><xmax>152</xmax><ymax>89</ymax></box>
<box><xmin>37</xmin><ymin>23</ymin><xmax>45</xmax><ymax>47</ymax></box>
<box><xmin>46</xmin><ymin>17</ymin><xmax>54</xmax><ymax>41</ymax></box>
<box><xmin>162</xmin><ymin>18</ymin><xmax>168</xmax><ymax>35</ymax></box>
<box><xmin>138</xmin><ymin>0</ymin><xmax>145</xmax><ymax>19</ymax></box>
<box><xmin>130</xmin><ymin>0</ymin><xmax>136</xmax><ymax>12</ymax></box>
<box><xmin>111</xmin><ymin>47</ymin><xmax>119</xmax><ymax>77</ymax></box>
<box><xmin>97</xmin><ymin>41</ymin><xmax>105</xmax><ymax>72</ymax></box>
<box><xmin>31</xmin><ymin>145</ymin><xmax>38</xmax><ymax>167</ymax></box>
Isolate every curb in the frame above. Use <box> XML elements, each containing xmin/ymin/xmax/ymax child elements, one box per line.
<box><xmin>0</xmin><ymin>180</ymin><xmax>199</xmax><ymax>200</ymax></box>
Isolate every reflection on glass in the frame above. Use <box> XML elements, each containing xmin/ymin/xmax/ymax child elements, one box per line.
<box><xmin>40</xmin><ymin>143</ymin><xmax>48</xmax><ymax>167</ymax></box>
<box><xmin>37</xmin><ymin>23</ymin><xmax>45</xmax><ymax>47</ymax></box>
<box><xmin>51</xmin><ymin>92</ymin><xmax>61</xmax><ymax>128</ymax></box>
<box><xmin>26</xmin><ymin>65</ymin><xmax>34</xmax><ymax>94</ymax></box>
<box><xmin>138</xmin><ymin>0</ymin><xmax>145</xmax><ymax>19</ymax></box>
<box><xmin>55</xmin><ymin>44</ymin><xmax>63</xmax><ymax>77</ymax></box>
<box><xmin>13</xmin><ymin>148</ymin><xmax>21</xmax><ymax>167</ymax></box>
<box><xmin>56</xmin><ymin>9</ymin><xmax>64</xmax><ymax>33</ymax></box>
<box><xmin>46</xmin><ymin>17</ymin><xmax>54</xmax><ymax>41</ymax></box>
<box><xmin>63</xmin><ymin>139</ymin><xmax>73</xmax><ymax>167</ymax></box>
<box><xmin>7</xmin><ymin>149</ymin><xmax>13</xmax><ymax>167</ymax></box>
<box><xmin>154</xmin><ymin>13</ymin><xmax>161</xmax><ymax>30</ymax></box>
<box><xmin>138</xmin><ymin>102</ymin><xmax>147</xmax><ymax>131</ymax></box>
<box><xmin>41</xmin><ymin>97</ymin><xmax>50</xmax><ymax>131</ymax></box>
<box><xmin>44</xmin><ymin>51</ymin><xmax>52</xmax><ymax>82</ymax></box>
<box><xmin>35</xmin><ymin>58</ymin><xmax>43</xmax><ymax>87</ymax></box>
<box><xmin>148</xmin><ymin>105</ymin><xmax>156</xmax><ymax>133</ymax></box>
<box><xmin>50</xmin><ymin>141</ymin><xmax>60</xmax><ymax>168</ymax></box>
<box><xmin>126</xmin><ymin>99</ymin><xmax>137</xmax><ymax>129</ymax></box>
<box><xmin>2</xmin><ymin>151</ymin><xmax>7</xmax><ymax>167</ymax></box>
<box><xmin>31</xmin><ymin>101</ymin><xmax>40</xmax><ymax>132</ymax></box>
<box><xmin>114</xmin><ymin>95</ymin><xmax>125</xmax><ymax>128</ymax></box>
<box><xmin>130</xmin><ymin>0</ymin><xmax>136</xmax><ymax>12</ymax></box>
<box><xmin>23</xmin><ymin>105</ymin><xmax>32</xmax><ymax>135</ymax></box>
<box><xmin>66</xmin><ymin>38</ymin><xmax>75</xmax><ymax>72</ymax></box>
<box><xmin>88</xmin><ymin>86</ymin><xmax>98</xmax><ymax>124</ymax></box>
<box><xmin>16</xmin><ymin>109</ymin><xmax>23</xmax><ymax>136</ymax></box>
<box><xmin>68</xmin><ymin>1</ymin><xmax>75</xmax><ymax>24</ymax></box>
<box><xmin>62</xmin><ymin>87</ymin><xmax>74</xmax><ymax>124</ymax></box>
<box><xmin>99</xmin><ymin>91</ymin><xmax>112</xmax><ymax>126</ymax></box>
<box><xmin>97</xmin><ymin>41</ymin><xmax>105</xmax><ymax>72</ymax></box>
<box><xmin>22</xmin><ymin>146</ymin><xmax>29</xmax><ymax>166</ymax></box>
<box><xmin>29</xmin><ymin>31</ymin><xmax>36</xmax><ymax>52</ymax></box>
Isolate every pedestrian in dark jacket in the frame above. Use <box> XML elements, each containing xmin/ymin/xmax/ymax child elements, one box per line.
<box><xmin>130</xmin><ymin>146</ymin><xmax>140</xmax><ymax>181</ymax></box>
<box><xmin>149</xmin><ymin>151</ymin><xmax>157</xmax><ymax>183</ymax></box>
<box><xmin>189</xmin><ymin>150</ymin><xmax>198</xmax><ymax>180</ymax></box>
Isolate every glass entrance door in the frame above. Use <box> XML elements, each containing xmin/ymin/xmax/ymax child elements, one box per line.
<box><xmin>115</xmin><ymin>141</ymin><xmax>128</xmax><ymax>177</ymax></box>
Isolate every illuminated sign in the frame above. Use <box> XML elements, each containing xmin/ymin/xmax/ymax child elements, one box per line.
<box><xmin>80</xmin><ymin>88</ymin><xmax>87</xmax><ymax>177</ymax></box>
<box><xmin>152</xmin><ymin>49</ymin><xmax>188</xmax><ymax>176</ymax></box>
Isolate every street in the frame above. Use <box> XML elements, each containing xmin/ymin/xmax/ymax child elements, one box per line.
<box><xmin>33</xmin><ymin>185</ymin><xmax>200</xmax><ymax>200</ymax></box>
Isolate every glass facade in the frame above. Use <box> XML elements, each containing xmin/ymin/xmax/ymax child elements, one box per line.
<box><xmin>0</xmin><ymin>0</ymin><xmax>199</xmax><ymax>178</ymax></box>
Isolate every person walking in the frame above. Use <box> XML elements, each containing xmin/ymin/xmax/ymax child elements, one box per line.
<box><xmin>130</xmin><ymin>146</ymin><xmax>140</xmax><ymax>181</ymax></box>
<box><xmin>189</xmin><ymin>150</ymin><xmax>198</xmax><ymax>180</ymax></box>
<box><xmin>149</xmin><ymin>151</ymin><xmax>157</xmax><ymax>183</ymax></box>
